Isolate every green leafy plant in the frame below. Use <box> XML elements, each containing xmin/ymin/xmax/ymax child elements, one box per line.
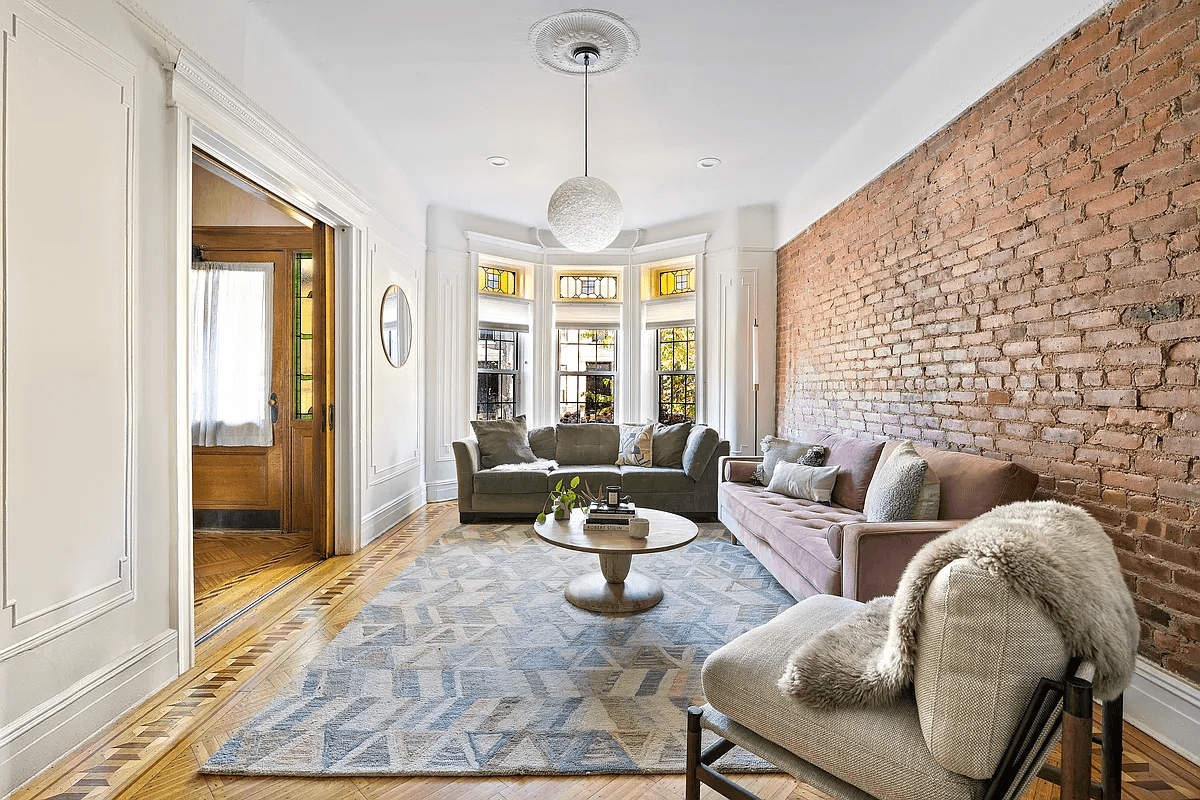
<box><xmin>537</xmin><ymin>476</ymin><xmax>598</xmax><ymax>523</ymax></box>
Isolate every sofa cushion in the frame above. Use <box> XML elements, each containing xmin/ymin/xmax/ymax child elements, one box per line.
<box><xmin>619</xmin><ymin>466</ymin><xmax>695</xmax><ymax>493</ymax></box>
<box><xmin>880</xmin><ymin>441</ymin><xmax>1038</xmax><ymax>519</ymax></box>
<box><xmin>915</xmin><ymin>559</ymin><xmax>1068</xmax><ymax>779</ymax></box>
<box><xmin>816</xmin><ymin>434</ymin><xmax>886</xmax><ymax>512</ymax></box>
<box><xmin>474</xmin><ymin>467</ymin><xmax>551</xmax><ymax>495</ymax></box>
<box><xmin>767</xmin><ymin>463</ymin><xmax>839</xmax><ymax>503</ymax></box>
<box><xmin>703</xmin><ymin>595</ymin><xmax>983</xmax><ymax>800</ymax></box>
<box><xmin>652</xmin><ymin>421</ymin><xmax>692</xmax><ymax>468</ymax></box>
<box><xmin>617</xmin><ymin>422</ymin><xmax>655</xmax><ymax>467</ymax></box>
<box><xmin>528</xmin><ymin>425</ymin><xmax>557</xmax><ymax>460</ymax></box>
<box><xmin>470</xmin><ymin>416</ymin><xmax>537</xmax><ymax>468</ymax></box>
<box><xmin>549</xmin><ymin>465</ymin><xmax>621</xmax><ymax>494</ymax></box>
<box><xmin>863</xmin><ymin>441</ymin><xmax>928</xmax><ymax>522</ymax></box>
<box><xmin>755</xmin><ymin>436</ymin><xmax>824</xmax><ymax>485</ymax></box>
<box><xmin>682</xmin><ymin>425</ymin><xmax>721</xmax><ymax>480</ymax></box>
<box><xmin>555</xmin><ymin>423</ymin><xmax>619</xmax><ymax>465</ymax></box>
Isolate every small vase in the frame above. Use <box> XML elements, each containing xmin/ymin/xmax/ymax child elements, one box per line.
<box><xmin>554</xmin><ymin>505</ymin><xmax>569</xmax><ymax>521</ymax></box>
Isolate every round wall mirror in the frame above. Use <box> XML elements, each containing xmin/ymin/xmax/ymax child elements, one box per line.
<box><xmin>380</xmin><ymin>285</ymin><xmax>412</xmax><ymax>368</ymax></box>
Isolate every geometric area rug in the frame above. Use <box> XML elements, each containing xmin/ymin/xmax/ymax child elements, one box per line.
<box><xmin>201</xmin><ymin>521</ymin><xmax>795</xmax><ymax>777</ymax></box>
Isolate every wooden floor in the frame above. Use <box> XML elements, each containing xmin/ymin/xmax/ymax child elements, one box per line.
<box><xmin>13</xmin><ymin>503</ymin><xmax>1200</xmax><ymax>800</ymax></box>
<box><xmin>193</xmin><ymin>530</ymin><xmax>320</xmax><ymax>638</ymax></box>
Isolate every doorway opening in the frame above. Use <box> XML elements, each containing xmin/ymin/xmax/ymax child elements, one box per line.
<box><xmin>189</xmin><ymin>149</ymin><xmax>336</xmax><ymax>641</ymax></box>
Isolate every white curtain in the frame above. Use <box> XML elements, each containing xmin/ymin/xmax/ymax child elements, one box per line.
<box><xmin>190</xmin><ymin>261</ymin><xmax>274</xmax><ymax>447</ymax></box>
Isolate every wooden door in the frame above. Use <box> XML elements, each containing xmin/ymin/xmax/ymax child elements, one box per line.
<box><xmin>192</xmin><ymin>227</ymin><xmax>315</xmax><ymax>532</ymax></box>
<box><xmin>311</xmin><ymin>222</ymin><xmax>336</xmax><ymax>556</ymax></box>
<box><xmin>190</xmin><ymin>245</ymin><xmax>289</xmax><ymax>527</ymax></box>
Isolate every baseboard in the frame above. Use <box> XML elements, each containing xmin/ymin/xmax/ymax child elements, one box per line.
<box><xmin>361</xmin><ymin>485</ymin><xmax>426</xmax><ymax>546</ymax></box>
<box><xmin>1124</xmin><ymin>656</ymin><xmax>1200</xmax><ymax>766</ymax></box>
<box><xmin>0</xmin><ymin>629</ymin><xmax>179</xmax><ymax>796</ymax></box>
<box><xmin>427</xmin><ymin>478</ymin><xmax>457</xmax><ymax>503</ymax></box>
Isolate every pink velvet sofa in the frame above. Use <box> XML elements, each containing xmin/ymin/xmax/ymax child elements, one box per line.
<box><xmin>718</xmin><ymin>430</ymin><xmax>1039</xmax><ymax>602</ymax></box>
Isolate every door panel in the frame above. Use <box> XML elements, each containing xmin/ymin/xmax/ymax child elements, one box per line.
<box><xmin>311</xmin><ymin>222</ymin><xmax>335</xmax><ymax>556</ymax></box>
<box><xmin>190</xmin><ymin>245</ymin><xmax>288</xmax><ymax>524</ymax></box>
<box><xmin>289</xmin><ymin>427</ymin><xmax>315</xmax><ymax>528</ymax></box>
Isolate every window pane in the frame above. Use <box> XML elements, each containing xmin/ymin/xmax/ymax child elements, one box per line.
<box><xmin>293</xmin><ymin>252</ymin><xmax>314</xmax><ymax>420</ymax></box>
<box><xmin>558</xmin><ymin>327</ymin><xmax>616</xmax><ymax>423</ymax></box>
<box><xmin>477</xmin><ymin>328</ymin><xmax>518</xmax><ymax>420</ymax></box>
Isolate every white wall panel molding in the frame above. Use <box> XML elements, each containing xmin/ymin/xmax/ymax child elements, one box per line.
<box><xmin>167</xmin><ymin>51</ymin><xmax>370</xmax><ymax>223</ymax></box>
<box><xmin>435</xmin><ymin>270</ymin><xmax>467</xmax><ymax>463</ymax></box>
<box><xmin>427</xmin><ymin>478</ymin><xmax>458</xmax><ymax>503</ymax></box>
<box><xmin>630</xmin><ymin>233</ymin><xmax>709</xmax><ymax>261</ymax></box>
<box><xmin>0</xmin><ymin>630</ymin><xmax>176</xmax><ymax>790</ymax></box>
<box><xmin>360</xmin><ymin>484</ymin><xmax>424</xmax><ymax>547</ymax></box>
<box><xmin>1126</xmin><ymin>657</ymin><xmax>1200</xmax><ymax>766</ymax></box>
<box><xmin>366</xmin><ymin>232</ymin><xmax>421</xmax><ymax>487</ymax></box>
<box><xmin>0</xmin><ymin>0</ymin><xmax>137</xmax><ymax>654</ymax></box>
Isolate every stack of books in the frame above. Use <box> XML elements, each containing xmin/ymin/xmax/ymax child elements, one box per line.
<box><xmin>583</xmin><ymin>501</ymin><xmax>636</xmax><ymax>531</ymax></box>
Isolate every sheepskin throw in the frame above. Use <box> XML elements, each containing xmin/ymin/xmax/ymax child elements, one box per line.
<box><xmin>779</xmin><ymin>501</ymin><xmax>1139</xmax><ymax>708</ymax></box>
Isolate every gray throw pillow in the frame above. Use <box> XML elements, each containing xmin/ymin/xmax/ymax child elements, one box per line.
<box><xmin>471</xmin><ymin>416</ymin><xmax>537</xmax><ymax>469</ymax></box>
<box><xmin>752</xmin><ymin>436</ymin><xmax>825</xmax><ymax>485</ymax></box>
<box><xmin>863</xmin><ymin>440</ymin><xmax>929</xmax><ymax>522</ymax></box>
<box><xmin>528</xmin><ymin>425</ymin><xmax>557</xmax><ymax>460</ymax></box>
<box><xmin>652</xmin><ymin>421</ymin><xmax>692</xmax><ymax>468</ymax></box>
<box><xmin>682</xmin><ymin>425</ymin><xmax>720</xmax><ymax>480</ymax></box>
<box><xmin>766</xmin><ymin>462</ymin><xmax>839</xmax><ymax>504</ymax></box>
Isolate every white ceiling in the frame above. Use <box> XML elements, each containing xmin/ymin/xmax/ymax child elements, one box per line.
<box><xmin>245</xmin><ymin>1</ymin><xmax>1058</xmax><ymax>232</ymax></box>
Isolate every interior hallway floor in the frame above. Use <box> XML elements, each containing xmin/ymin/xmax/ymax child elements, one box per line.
<box><xmin>13</xmin><ymin>503</ymin><xmax>1200</xmax><ymax>800</ymax></box>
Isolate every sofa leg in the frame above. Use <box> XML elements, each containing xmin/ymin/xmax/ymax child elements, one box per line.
<box><xmin>459</xmin><ymin>512</ymin><xmax>476</xmax><ymax>524</ymax></box>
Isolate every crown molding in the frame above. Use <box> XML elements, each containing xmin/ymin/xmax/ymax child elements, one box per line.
<box><xmin>464</xmin><ymin>230</ymin><xmax>711</xmax><ymax>262</ymax></box>
<box><xmin>166</xmin><ymin>51</ymin><xmax>371</xmax><ymax>221</ymax></box>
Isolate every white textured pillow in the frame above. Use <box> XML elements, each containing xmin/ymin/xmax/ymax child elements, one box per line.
<box><xmin>864</xmin><ymin>440</ymin><xmax>928</xmax><ymax>522</ymax></box>
<box><xmin>616</xmin><ymin>422</ymin><xmax>654</xmax><ymax>467</ymax></box>
<box><xmin>766</xmin><ymin>462</ymin><xmax>839</xmax><ymax>503</ymax></box>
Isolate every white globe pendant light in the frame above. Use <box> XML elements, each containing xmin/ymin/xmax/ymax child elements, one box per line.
<box><xmin>547</xmin><ymin>44</ymin><xmax>623</xmax><ymax>253</ymax></box>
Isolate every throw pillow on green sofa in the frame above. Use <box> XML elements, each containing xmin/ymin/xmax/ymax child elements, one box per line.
<box><xmin>471</xmin><ymin>416</ymin><xmax>537</xmax><ymax>469</ymax></box>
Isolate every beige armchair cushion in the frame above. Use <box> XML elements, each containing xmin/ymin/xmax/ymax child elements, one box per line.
<box><xmin>703</xmin><ymin>596</ymin><xmax>983</xmax><ymax>800</ymax></box>
<box><xmin>915</xmin><ymin>559</ymin><xmax>1068</xmax><ymax>779</ymax></box>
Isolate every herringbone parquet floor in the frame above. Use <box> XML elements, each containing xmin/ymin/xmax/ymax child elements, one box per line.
<box><xmin>12</xmin><ymin>503</ymin><xmax>1199</xmax><ymax>800</ymax></box>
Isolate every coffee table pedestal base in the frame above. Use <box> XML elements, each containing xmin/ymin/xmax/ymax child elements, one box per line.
<box><xmin>565</xmin><ymin>570</ymin><xmax>663</xmax><ymax>613</ymax></box>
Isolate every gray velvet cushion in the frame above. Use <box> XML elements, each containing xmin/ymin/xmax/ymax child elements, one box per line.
<box><xmin>682</xmin><ymin>425</ymin><xmax>721</xmax><ymax>480</ymax></box>
<box><xmin>755</xmin><ymin>436</ymin><xmax>825</xmax><ymax>485</ymax></box>
<box><xmin>555</xmin><ymin>423</ymin><xmax>619</xmax><ymax>465</ymax></box>
<box><xmin>528</xmin><ymin>425</ymin><xmax>557</xmax><ymax>460</ymax></box>
<box><xmin>548</xmin><ymin>465</ymin><xmax>621</xmax><ymax>494</ymax></box>
<box><xmin>470</xmin><ymin>416</ymin><xmax>537</xmax><ymax>469</ymax></box>
<box><xmin>619</xmin><ymin>466</ymin><xmax>695</xmax><ymax>493</ymax></box>
<box><xmin>652</xmin><ymin>421</ymin><xmax>692</xmax><ymax>468</ymax></box>
<box><xmin>474</xmin><ymin>468</ymin><xmax>551</xmax><ymax>495</ymax></box>
<box><xmin>863</xmin><ymin>441</ymin><xmax>928</xmax><ymax>522</ymax></box>
<box><xmin>703</xmin><ymin>596</ymin><xmax>983</xmax><ymax>800</ymax></box>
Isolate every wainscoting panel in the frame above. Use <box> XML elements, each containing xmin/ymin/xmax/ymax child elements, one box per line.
<box><xmin>367</xmin><ymin>233</ymin><xmax>420</xmax><ymax>487</ymax></box>
<box><xmin>0</xmin><ymin>1</ymin><xmax>136</xmax><ymax>651</ymax></box>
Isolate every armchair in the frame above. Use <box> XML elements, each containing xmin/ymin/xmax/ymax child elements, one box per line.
<box><xmin>687</xmin><ymin>501</ymin><xmax>1138</xmax><ymax>800</ymax></box>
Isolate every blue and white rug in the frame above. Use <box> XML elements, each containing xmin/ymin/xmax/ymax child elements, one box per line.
<box><xmin>202</xmin><ymin>521</ymin><xmax>793</xmax><ymax>776</ymax></box>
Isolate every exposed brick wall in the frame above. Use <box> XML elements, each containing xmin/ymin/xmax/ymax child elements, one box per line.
<box><xmin>776</xmin><ymin>0</ymin><xmax>1200</xmax><ymax>682</ymax></box>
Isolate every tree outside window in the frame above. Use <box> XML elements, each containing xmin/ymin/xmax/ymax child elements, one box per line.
<box><xmin>477</xmin><ymin>328</ymin><xmax>518</xmax><ymax>420</ymax></box>
<box><xmin>558</xmin><ymin>328</ymin><xmax>616</xmax><ymax>423</ymax></box>
<box><xmin>657</xmin><ymin>326</ymin><xmax>696</xmax><ymax>423</ymax></box>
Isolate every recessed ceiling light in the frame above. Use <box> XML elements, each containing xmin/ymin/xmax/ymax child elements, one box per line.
<box><xmin>697</xmin><ymin>157</ymin><xmax>721</xmax><ymax>169</ymax></box>
<box><xmin>487</xmin><ymin>156</ymin><xmax>510</xmax><ymax>167</ymax></box>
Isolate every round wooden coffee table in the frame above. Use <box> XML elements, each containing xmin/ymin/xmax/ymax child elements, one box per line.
<box><xmin>533</xmin><ymin>507</ymin><xmax>699</xmax><ymax>613</ymax></box>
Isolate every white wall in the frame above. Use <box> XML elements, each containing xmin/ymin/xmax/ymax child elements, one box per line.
<box><xmin>0</xmin><ymin>0</ymin><xmax>180</xmax><ymax>790</ymax></box>
<box><xmin>0</xmin><ymin>0</ymin><xmax>429</xmax><ymax>793</ymax></box>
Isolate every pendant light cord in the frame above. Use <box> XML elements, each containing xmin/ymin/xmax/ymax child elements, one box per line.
<box><xmin>583</xmin><ymin>54</ymin><xmax>590</xmax><ymax>177</ymax></box>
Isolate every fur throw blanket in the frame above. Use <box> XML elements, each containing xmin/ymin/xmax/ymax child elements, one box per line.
<box><xmin>490</xmin><ymin>459</ymin><xmax>557</xmax><ymax>471</ymax></box>
<box><xmin>778</xmin><ymin>501</ymin><xmax>1139</xmax><ymax>709</ymax></box>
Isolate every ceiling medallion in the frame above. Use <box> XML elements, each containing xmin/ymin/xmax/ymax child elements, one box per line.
<box><xmin>528</xmin><ymin>9</ymin><xmax>640</xmax><ymax>76</ymax></box>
